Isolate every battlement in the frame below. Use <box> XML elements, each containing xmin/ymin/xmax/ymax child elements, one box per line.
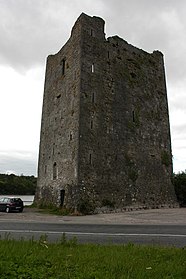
<box><xmin>71</xmin><ymin>13</ymin><xmax>105</xmax><ymax>40</ymax></box>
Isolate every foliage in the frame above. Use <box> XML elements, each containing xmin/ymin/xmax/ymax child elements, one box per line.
<box><xmin>0</xmin><ymin>173</ymin><xmax>36</xmax><ymax>195</ymax></box>
<box><xmin>101</xmin><ymin>199</ymin><xmax>115</xmax><ymax>208</ymax></box>
<box><xmin>0</xmin><ymin>236</ymin><xmax>186</xmax><ymax>278</ymax></box>
<box><xmin>173</xmin><ymin>171</ymin><xmax>186</xmax><ymax>207</ymax></box>
<box><xmin>161</xmin><ymin>151</ymin><xmax>171</xmax><ymax>166</ymax></box>
<box><xmin>77</xmin><ymin>199</ymin><xmax>95</xmax><ymax>215</ymax></box>
<box><xmin>37</xmin><ymin>203</ymin><xmax>75</xmax><ymax>216</ymax></box>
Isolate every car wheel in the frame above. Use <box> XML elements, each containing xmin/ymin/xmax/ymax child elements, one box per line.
<box><xmin>19</xmin><ymin>208</ymin><xmax>23</xmax><ymax>213</ymax></box>
<box><xmin>5</xmin><ymin>207</ymin><xmax>10</xmax><ymax>213</ymax></box>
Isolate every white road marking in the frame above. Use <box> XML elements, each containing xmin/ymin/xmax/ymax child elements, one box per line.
<box><xmin>0</xmin><ymin>229</ymin><xmax>186</xmax><ymax>238</ymax></box>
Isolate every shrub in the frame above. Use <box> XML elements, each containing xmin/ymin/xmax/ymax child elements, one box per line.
<box><xmin>77</xmin><ymin>199</ymin><xmax>95</xmax><ymax>215</ymax></box>
<box><xmin>161</xmin><ymin>151</ymin><xmax>171</xmax><ymax>166</ymax></box>
<box><xmin>172</xmin><ymin>171</ymin><xmax>186</xmax><ymax>207</ymax></box>
<box><xmin>101</xmin><ymin>199</ymin><xmax>115</xmax><ymax>208</ymax></box>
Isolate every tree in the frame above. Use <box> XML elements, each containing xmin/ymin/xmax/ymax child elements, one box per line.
<box><xmin>172</xmin><ymin>171</ymin><xmax>186</xmax><ymax>207</ymax></box>
<box><xmin>0</xmin><ymin>173</ymin><xmax>37</xmax><ymax>195</ymax></box>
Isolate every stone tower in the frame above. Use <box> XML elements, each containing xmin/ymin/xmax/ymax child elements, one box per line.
<box><xmin>35</xmin><ymin>13</ymin><xmax>178</xmax><ymax>212</ymax></box>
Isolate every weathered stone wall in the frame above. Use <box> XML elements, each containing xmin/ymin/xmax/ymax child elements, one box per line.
<box><xmin>35</xmin><ymin>18</ymin><xmax>83</xmax><ymax>207</ymax></box>
<box><xmin>35</xmin><ymin>13</ymin><xmax>178</xmax><ymax>212</ymax></box>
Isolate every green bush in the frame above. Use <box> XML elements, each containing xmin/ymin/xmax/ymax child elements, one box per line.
<box><xmin>172</xmin><ymin>171</ymin><xmax>186</xmax><ymax>207</ymax></box>
<box><xmin>37</xmin><ymin>203</ymin><xmax>73</xmax><ymax>215</ymax></box>
<box><xmin>77</xmin><ymin>199</ymin><xmax>95</xmax><ymax>215</ymax></box>
<box><xmin>101</xmin><ymin>199</ymin><xmax>115</xmax><ymax>208</ymax></box>
<box><xmin>161</xmin><ymin>151</ymin><xmax>171</xmax><ymax>166</ymax></box>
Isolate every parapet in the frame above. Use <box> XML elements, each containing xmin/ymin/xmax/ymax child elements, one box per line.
<box><xmin>71</xmin><ymin>12</ymin><xmax>105</xmax><ymax>40</ymax></box>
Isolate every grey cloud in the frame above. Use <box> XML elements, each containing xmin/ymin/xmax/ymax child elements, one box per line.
<box><xmin>169</xmin><ymin>97</ymin><xmax>186</xmax><ymax>112</ymax></box>
<box><xmin>0</xmin><ymin>0</ymin><xmax>75</xmax><ymax>70</ymax></box>
<box><xmin>0</xmin><ymin>0</ymin><xmax>186</xmax><ymax>82</ymax></box>
<box><xmin>103</xmin><ymin>1</ymin><xmax>186</xmax><ymax>82</ymax></box>
<box><xmin>1</xmin><ymin>0</ymin><xmax>186</xmax><ymax>174</ymax></box>
<box><xmin>173</xmin><ymin>144</ymin><xmax>186</xmax><ymax>151</ymax></box>
<box><xmin>171</xmin><ymin>123</ymin><xmax>186</xmax><ymax>137</ymax></box>
<box><xmin>0</xmin><ymin>151</ymin><xmax>37</xmax><ymax>176</ymax></box>
<box><xmin>0</xmin><ymin>0</ymin><xmax>105</xmax><ymax>71</ymax></box>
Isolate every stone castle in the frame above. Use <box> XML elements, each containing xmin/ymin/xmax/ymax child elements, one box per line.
<box><xmin>35</xmin><ymin>13</ymin><xmax>178</xmax><ymax>213</ymax></box>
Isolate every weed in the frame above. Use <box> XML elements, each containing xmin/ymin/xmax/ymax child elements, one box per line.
<box><xmin>161</xmin><ymin>150</ymin><xmax>171</xmax><ymax>166</ymax></box>
<box><xmin>36</xmin><ymin>204</ymin><xmax>74</xmax><ymax>216</ymax></box>
<box><xmin>77</xmin><ymin>199</ymin><xmax>95</xmax><ymax>214</ymax></box>
<box><xmin>0</xmin><ymin>239</ymin><xmax>186</xmax><ymax>278</ymax></box>
<box><xmin>101</xmin><ymin>199</ymin><xmax>115</xmax><ymax>208</ymax></box>
<box><xmin>59</xmin><ymin>233</ymin><xmax>77</xmax><ymax>246</ymax></box>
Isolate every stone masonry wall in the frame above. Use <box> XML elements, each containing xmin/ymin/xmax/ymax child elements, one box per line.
<box><xmin>35</xmin><ymin>18</ymin><xmax>83</xmax><ymax>207</ymax></box>
<box><xmin>77</xmin><ymin>14</ymin><xmax>177</xmax><ymax>211</ymax></box>
<box><xmin>35</xmin><ymin>13</ymin><xmax>178</xmax><ymax>212</ymax></box>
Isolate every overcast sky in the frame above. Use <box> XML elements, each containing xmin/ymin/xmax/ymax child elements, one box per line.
<box><xmin>0</xmin><ymin>0</ymin><xmax>186</xmax><ymax>176</ymax></box>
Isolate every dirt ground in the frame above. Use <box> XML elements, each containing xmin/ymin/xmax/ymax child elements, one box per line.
<box><xmin>0</xmin><ymin>207</ymin><xmax>186</xmax><ymax>225</ymax></box>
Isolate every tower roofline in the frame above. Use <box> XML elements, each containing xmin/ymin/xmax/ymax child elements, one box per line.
<box><xmin>78</xmin><ymin>12</ymin><xmax>105</xmax><ymax>24</ymax></box>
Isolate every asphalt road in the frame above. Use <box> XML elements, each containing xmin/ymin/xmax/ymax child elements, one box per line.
<box><xmin>1</xmin><ymin>208</ymin><xmax>186</xmax><ymax>246</ymax></box>
<box><xmin>1</xmin><ymin>221</ymin><xmax>186</xmax><ymax>247</ymax></box>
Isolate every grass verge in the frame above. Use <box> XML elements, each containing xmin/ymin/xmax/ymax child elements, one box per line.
<box><xmin>28</xmin><ymin>203</ymin><xmax>79</xmax><ymax>216</ymax></box>
<box><xmin>0</xmin><ymin>234</ymin><xmax>186</xmax><ymax>278</ymax></box>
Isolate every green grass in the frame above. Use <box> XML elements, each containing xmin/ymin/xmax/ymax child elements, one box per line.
<box><xmin>0</xmin><ymin>235</ymin><xmax>186</xmax><ymax>278</ymax></box>
<box><xmin>29</xmin><ymin>203</ymin><xmax>77</xmax><ymax>216</ymax></box>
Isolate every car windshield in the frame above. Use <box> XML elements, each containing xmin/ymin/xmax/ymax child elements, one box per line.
<box><xmin>11</xmin><ymin>198</ymin><xmax>21</xmax><ymax>202</ymax></box>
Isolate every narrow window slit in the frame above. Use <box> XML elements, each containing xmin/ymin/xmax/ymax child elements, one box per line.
<box><xmin>53</xmin><ymin>162</ymin><xmax>57</xmax><ymax>180</ymax></box>
<box><xmin>90</xmin><ymin>29</ymin><xmax>95</xmax><ymax>36</ymax></box>
<box><xmin>132</xmin><ymin>111</ymin><xmax>135</xmax><ymax>122</ymax></box>
<box><xmin>91</xmin><ymin>64</ymin><xmax>95</xmax><ymax>73</ymax></box>
<box><xmin>61</xmin><ymin>59</ymin><xmax>66</xmax><ymax>75</ymax></box>
<box><xmin>89</xmin><ymin>153</ymin><xmax>92</xmax><ymax>165</ymax></box>
<box><xmin>91</xmin><ymin>92</ymin><xmax>95</xmax><ymax>103</ymax></box>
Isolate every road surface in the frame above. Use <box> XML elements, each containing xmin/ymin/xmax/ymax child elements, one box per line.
<box><xmin>1</xmin><ymin>207</ymin><xmax>186</xmax><ymax>246</ymax></box>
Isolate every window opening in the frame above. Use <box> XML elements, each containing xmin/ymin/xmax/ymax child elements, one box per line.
<box><xmin>132</xmin><ymin>111</ymin><xmax>135</xmax><ymax>122</ymax></box>
<box><xmin>61</xmin><ymin>59</ymin><xmax>66</xmax><ymax>75</ymax></box>
<box><xmin>107</xmin><ymin>51</ymin><xmax>110</xmax><ymax>59</ymax></box>
<box><xmin>130</xmin><ymin>72</ymin><xmax>136</xmax><ymax>79</ymax></box>
<box><xmin>90</xmin><ymin>29</ymin><xmax>95</xmax><ymax>36</ymax></box>
<box><xmin>91</xmin><ymin>92</ymin><xmax>95</xmax><ymax>103</ymax></box>
<box><xmin>70</xmin><ymin>132</ymin><xmax>73</xmax><ymax>141</ymax></box>
<box><xmin>90</xmin><ymin>120</ymin><xmax>93</xmax><ymax>129</ymax></box>
<box><xmin>91</xmin><ymin>64</ymin><xmax>95</xmax><ymax>73</ymax></box>
<box><xmin>89</xmin><ymin>153</ymin><xmax>92</xmax><ymax>165</ymax></box>
<box><xmin>53</xmin><ymin>162</ymin><xmax>57</xmax><ymax>180</ymax></box>
<box><xmin>44</xmin><ymin>165</ymin><xmax>47</xmax><ymax>174</ymax></box>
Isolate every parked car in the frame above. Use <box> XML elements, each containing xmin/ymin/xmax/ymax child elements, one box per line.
<box><xmin>0</xmin><ymin>197</ymin><xmax>24</xmax><ymax>213</ymax></box>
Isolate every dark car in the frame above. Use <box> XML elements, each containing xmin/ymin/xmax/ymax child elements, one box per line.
<box><xmin>0</xmin><ymin>197</ymin><xmax>24</xmax><ymax>213</ymax></box>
